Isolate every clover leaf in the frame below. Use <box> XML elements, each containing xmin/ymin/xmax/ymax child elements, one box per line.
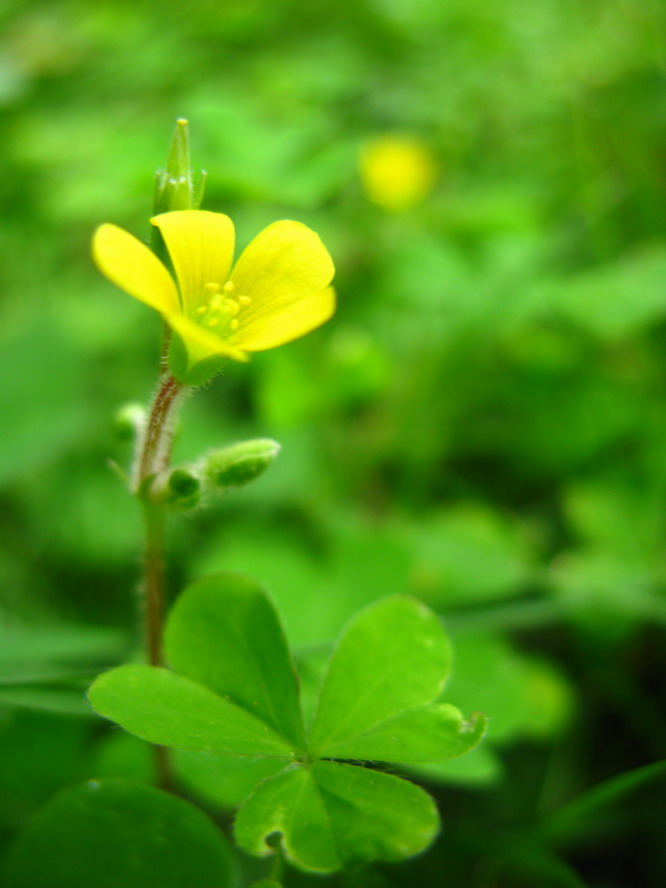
<box><xmin>88</xmin><ymin>573</ymin><xmax>486</xmax><ymax>873</ymax></box>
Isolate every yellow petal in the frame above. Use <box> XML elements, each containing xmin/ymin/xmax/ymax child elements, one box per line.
<box><xmin>239</xmin><ymin>287</ymin><xmax>336</xmax><ymax>352</ymax></box>
<box><xmin>166</xmin><ymin>313</ymin><xmax>248</xmax><ymax>365</ymax></box>
<box><xmin>92</xmin><ymin>224</ymin><xmax>180</xmax><ymax>314</ymax></box>
<box><xmin>230</xmin><ymin>220</ymin><xmax>335</xmax><ymax>350</ymax></box>
<box><xmin>151</xmin><ymin>210</ymin><xmax>235</xmax><ymax>316</ymax></box>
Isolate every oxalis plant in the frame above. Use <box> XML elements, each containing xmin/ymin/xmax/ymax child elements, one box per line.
<box><xmin>46</xmin><ymin>121</ymin><xmax>486</xmax><ymax>883</ymax></box>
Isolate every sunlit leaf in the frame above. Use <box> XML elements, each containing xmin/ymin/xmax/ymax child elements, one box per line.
<box><xmin>165</xmin><ymin>572</ymin><xmax>305</xmax><ymax>749</ymax></box>
<box><xmin>88</xmin><ymin>664</ymin><xmax>294</xmax><ymax>757</ymax></box>
<box><xmin>234</xmin><ymin>761</ymin><xmax>439</xmax><ymax>872</ymax></box>
<box><xmin>309</xmin><ymin>597</ymin><xmax>451</xmax><ymax>752</ymax></box>
<box><xmin>311</xmin><ymin>703</ymin><xmax>486</xmax><ymax>763</ymax></box>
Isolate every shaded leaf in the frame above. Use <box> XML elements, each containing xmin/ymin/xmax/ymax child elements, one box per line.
<box><xmin>544</xmin><ymin>761</ymin><xmax>666</xmax><ymax>846</ymax></box>
<box><xmin>0</xmin><ymin>683</ymin><xmax>90</xmax><ymax>717</ymax></box>
<box><xmin>3</xmin><ymin>778</ymin><xmax>234</xmax><ymax>888</ymax></box>
<box><xmin>0</xmin><ymin>622</ymin><xmax>124</xmax><ymax>669</ymax></box>
<box><xmin>175</xmin><ymin>749</ymin><xmax>283</xmax><ymax>810</ymax></box>
<box><xmin>408</xmin><ymin>742</ymin><xmax>502</xmax><ymax>787</ymax></box>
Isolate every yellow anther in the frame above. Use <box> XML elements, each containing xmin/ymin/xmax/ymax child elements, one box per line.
<box><xmin>223</xmin><ymin>299</ymin><xmax>240</xmax><ymax>315</ymax></box>
<box><xmin>239</xmin><ymin>295</ymin><xmax>252</xmax><ymax>306</ymax></box>
<box><xmin>208</xmin><ymin>318</ymin><xmax>220</xmax><ymax>328</ymax></box>
<box><xmin>230</xmin><ymin>318</ymin><xmax>239</xmax><ymax>331</ymax></box>
<box><xmin>204</xmin><ymin>282</ymin><xmax>220</xmax><ymax>294</ymax></box>
<box><xmin>209</xmin><ymin>293</ymin><xmax>223</xmax><ymax>311</ymax></box>
<box><xmin>223</xmin><ymin>281</ymin><xmax>235</xmax><ymax>293</ymax></box>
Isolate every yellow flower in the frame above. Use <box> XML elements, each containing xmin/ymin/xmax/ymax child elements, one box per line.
<box><xmin>359</xmin><ymin>135</ymin><xmax>437</xmax><ymax>211</ymax></box>
<box><xmin>93</xmin><ymin>210</ymin><xmax>335</xmax><ymax>381</ymax></box>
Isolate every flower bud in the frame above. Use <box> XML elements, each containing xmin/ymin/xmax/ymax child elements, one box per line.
<box><xmin>113</xmin><ymin>403</ymin><xmax>146</xmax><ymax>442</ymax></box>
<box><xmin>203</xmin><ymin>439</ymin><xmax>281</xmax><ymax>490</ymax></box>
<box><xmin>151</xmin><ymin>466</ymin><xmax>201</xmax><ymax>509</ymax></box>
<box><xmin>153</xmin><ymin>118</ymin><xmax>206</xmax><ymax>215</ymax></box>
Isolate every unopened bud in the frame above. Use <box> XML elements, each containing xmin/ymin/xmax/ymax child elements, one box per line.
<box><xmin>151</xmin><ymin>466</ymin><xmax>201</xmax><ymax>509</ymax></box>
<box><xmin>153</xmin><ymin>118</ymin><xmax>206</xmax><ymax>215</ymax></box>
<box><xmin>204</xmin><ymin>439</ymin><xmax>281</xmax><ymax>490</ymax></box>
<box><xmin>113</xmin><ymin>403</ymin><xmax>145</xmax><ymax>442</ymax></box>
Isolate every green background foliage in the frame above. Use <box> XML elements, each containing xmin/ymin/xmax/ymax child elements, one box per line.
<box><xmin>1</xmin><ymin>0</ymin><xmax>665</xmax><ymax>885</ymax></box>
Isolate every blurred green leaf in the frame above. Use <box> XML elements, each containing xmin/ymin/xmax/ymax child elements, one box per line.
<box><xmin>0</xmin><ymin>621</ymin><xmax>124</xmax><ymax>669</ymax></box>
<box><xmin>552</xmin><ymin>247</ymin><xmax>666</xmax><ymax>340</ymax></box>
<box><xmin>92</xmin><ymin>731</ymin><xmax>154</xmax><ymax>783</ymax></box>
<box><xmin>175</xmin><ymin>749</ymin><xmax>283</xmax><ymax>811</ymax></box>
<box><xmin>0</xmin><ymin>711</ymin><xmax>90</xmax><ymax>823</ymax></box>
<box><xmin>408</xmin><ymin>741</ymin><xmax>502</xmax><ymax>787</ymax></box>
<box><xmin>0</xmin><ymin>683</ymin><xmax>90</xmax><ymax>717</ymax></box>
<box><xmin>0</xmin><ymin>621</ymin><xmax>126</xmax><ymax>717</ymax></box>
<box><xmin>194</xmin><ymin>521</ymin><xmax>334</xmax><ymax>648</ymax></box>
<box><xmin>407</xmin><ymin>504</ymin><xmax>535</xmax><ymax>606</ymax></box>
<box><xmin>0</xmin><ymin>314</ymin><xmax>89</xmax><ymax>485</ymax></box>
<box><xmin>3</xmin><ymin>778</ymin><xmax>235</xmax><ymax>888</ymax></box>
<box><xmin>445</xmin><ymin>633</ymin><xmax>572</xmax><ymax>744</ymax></box>
<box><xmin>544</xmin><ymin>761</ymin><xmax>666</xmax><ymax>847</ymax></box>
<box><xmin>549</xmin><ymin>549</ymin><xmax>666</xmax><ymax>636</ymax></box>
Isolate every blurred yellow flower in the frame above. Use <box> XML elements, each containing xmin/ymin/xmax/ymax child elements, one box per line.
<box><xmin>93</xmin><ymin>210</ymin><xmax>335</xmax><ymax>376</ymax></box>
<box><xmin>359</xmin><ymin>135</ymin><xmax>437</xmax><ymax>210</ymax></box>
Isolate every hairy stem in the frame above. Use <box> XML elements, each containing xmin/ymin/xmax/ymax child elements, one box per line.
<box><xmin>133</xmin><ymin>372</ymin><xmax>189</xmax><ymax>789</ymax></box>
<box><xmin>142</xmin><ymin>500</ymin><xmax>167</xmax><ymax>668</ymax></box>
<box><xmin>135</xmin><ymin>374</ymin><xmax>186</xmax><ymax>493</ymax></box>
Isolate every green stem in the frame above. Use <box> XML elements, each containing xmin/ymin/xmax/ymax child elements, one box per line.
<box><xmin>133</xmin><ymin>372</ymin><xmax>189</xmax><ymax>789</ymax></box>
<box><xmin>142</xmin><ymin>500</ymin><xmax>167</xmax><ymax>668</ymax></box>
<box><xmin>135</xmin><ymin>374</ymin><xmax>186</xmax><ymax>494</ymax></box>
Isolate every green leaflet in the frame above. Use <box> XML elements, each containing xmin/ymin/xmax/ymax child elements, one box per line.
<box><xmin>310</xmin><ymin>703</ymin><xmax>486</xmax><ymax>762</ymax></box>
<box><xmin>308</xmin><ymin>596</ymin><xmax>452</xmax><ymax>752</ymax></box>
<box><xmin>234</xmin><ymin>761</ymin><xmax>439</xmax><ymax>872</ymax></box>
<box><xmin>165</xmin><ymin>572</ymin><xmax>305</xmax><ymax>750</ymax></box>
<box><xmin>89</xmin><ymin>665</ymin><xmax>294</xmax><ymax>757</ymax></box>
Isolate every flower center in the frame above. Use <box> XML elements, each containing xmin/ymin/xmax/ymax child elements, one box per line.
<box><xmin>194</xmin><ymin>281</ymin><xmax>252</xmax><ymax>338</ymax></box>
